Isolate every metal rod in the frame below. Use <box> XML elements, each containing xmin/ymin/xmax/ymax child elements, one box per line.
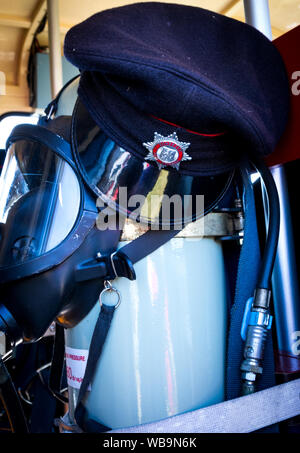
<box><xmin>47</xmin><ymin>0</ymin><xmax>63</xmax><ymax>98</ymax></box>
<box><xmin>243</xmin><ymin>0</ymin><xmax>272</xmax><ymax>40</ymax></box>
<box><xmin>243</xmin><ymin>0</ymin><xmax>300</xmax><ymax>375</ymax></box>
<box><xmin>270</xmin><ymin>166</ymin><xmax>300</xmax><ymax>371</ymax></box>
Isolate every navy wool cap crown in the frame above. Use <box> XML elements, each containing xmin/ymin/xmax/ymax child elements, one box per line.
<box><xmin>64</xmin><ymin>2</ymin><xmax>289</xmax><ymax>176</ymax></box>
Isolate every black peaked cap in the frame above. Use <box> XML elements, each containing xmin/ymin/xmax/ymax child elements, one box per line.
<box><xmin>64</xmin><ymin>2</ymin><xmax>290</xmax><ymax>176</ymax></box>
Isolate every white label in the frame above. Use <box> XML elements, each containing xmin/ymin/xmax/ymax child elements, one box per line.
<box><xmin>65</xmin><ymin>346</ymin><xmax>89</xmax><ymax>389</ymax></box>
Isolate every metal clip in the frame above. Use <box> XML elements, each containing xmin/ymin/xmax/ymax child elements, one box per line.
<box><xmin>45</xmin><ymin>103</ymin><xmax>55</xmax><ymax>121</ymax></box>
<box><xmin>241</xmin><ymin>296</ymin><xmax>273</xmax><ymax>341</ymax></box>
<box><xmin>99</xmin><ymin>280</ymin><xmax>121</xmax><ymax>309</ymax></box>
<box><xmin>110</xmin><ymin>251</ymin><xmax>119</xmax><ymax>278</ymax></box>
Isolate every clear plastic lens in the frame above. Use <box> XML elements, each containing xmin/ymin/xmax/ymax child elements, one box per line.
<box><xmin>0</xmin><ymin>140</ymin><xmax>81</xmax><ymax>267</ymax></box>
<box><xmin>0</xmin><ymin>149</ymin><xmax>28</xmax><ymax>224</ymax></box>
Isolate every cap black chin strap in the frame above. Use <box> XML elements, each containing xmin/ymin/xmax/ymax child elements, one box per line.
<box><xmin>74</xmin><ymin>226</ymin><xmax>182</xmax><ymax>432</ymax></box>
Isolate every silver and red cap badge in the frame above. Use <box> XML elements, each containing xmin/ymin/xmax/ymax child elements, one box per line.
<box><xmin>143</xmin><ymin>132</ymin><xmax>191</xmax><ymax>170</ymax></box>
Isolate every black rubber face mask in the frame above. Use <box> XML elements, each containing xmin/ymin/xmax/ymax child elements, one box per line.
<box><xmin>0</xmin><ymin>119</ymin><xmax>121</xmax><ymax>343</ymax></box>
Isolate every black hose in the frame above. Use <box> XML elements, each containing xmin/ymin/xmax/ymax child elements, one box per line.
<box><xmin>250</xmin><ymin>157</ymin><xmax>280</xmax><ymax>291</ymax></box>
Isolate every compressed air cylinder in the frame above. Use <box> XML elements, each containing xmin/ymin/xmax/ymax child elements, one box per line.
<box><xmin>65</xmin><ymin>237</ymin><xmax>228</xmax><ymax>429</ymax></box>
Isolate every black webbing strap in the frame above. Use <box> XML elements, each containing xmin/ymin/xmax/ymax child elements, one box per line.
<box><xmin>74</xmin><ymin>227</ymin><xmax>181</xmax><ymax>432</ymax></box>
<box><xmin>74</xmin><ymin>304</ymin><xmax>115</xmax><ymax>432</ymax></box>
<box><xmin>120</xmin><ymin>227</ymin><xmax>181</xmax><ymax>264</ymax></box>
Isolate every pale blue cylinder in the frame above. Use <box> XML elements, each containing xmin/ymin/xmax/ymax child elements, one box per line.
<box><xmin>65</xmin><ymin>237</ymin><xmax>228</xmax><ymax>429</ymax></box>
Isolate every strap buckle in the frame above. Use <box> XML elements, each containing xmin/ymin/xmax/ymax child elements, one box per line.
<box><xmin>107</xmin><ymin>250</ymin><xmax>136</xmax><ymax>281</ymax></box>
<box><xmin>45</xmin><ymin>102</ymin><xmax>56</xmax><ymax>121</ymax></box>
<box><xmin>75</xmin><ymin>250</ymin><xmax>136</xmax><ymax>283</ymax></box>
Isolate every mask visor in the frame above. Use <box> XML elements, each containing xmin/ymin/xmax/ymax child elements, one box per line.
<box><xmin>0</xmin><ymin>139</ymin><xmax>81</xmax><ymax>267</ymax></box>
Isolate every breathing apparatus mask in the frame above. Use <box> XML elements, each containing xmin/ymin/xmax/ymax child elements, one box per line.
<box><xmin>0</xmin><ymin>92</ymin><xmax>233</xmax><ymax>344</ymax></box>
<box><xmin>0</xmin><ymin>115</ymin><xmax>103</xmax><ymax>342</ymax></box>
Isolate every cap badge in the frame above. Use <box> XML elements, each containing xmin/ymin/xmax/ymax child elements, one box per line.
<box><xmin>143</xmin><ymin>132</ymin><xmax>191</xmax><ymax>170</ymax></box>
